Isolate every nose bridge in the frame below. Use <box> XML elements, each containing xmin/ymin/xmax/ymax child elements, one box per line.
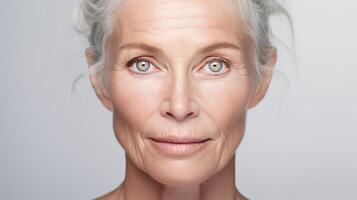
<box><xmin>161</xmin><ymin>60</ymin><xmax>198</xmax><ymax>122</ymax></box>
<box><xmin>170</xmin><ymin>61</ymin><xmax>191</xmax><ymax>112</ymax></box>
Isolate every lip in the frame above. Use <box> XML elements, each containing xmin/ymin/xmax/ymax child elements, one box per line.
<box><xmin>148</xmin><ymin>137</ymin><xmax>212</xmax><ymax>157</ymax></box>
<box><xmin>150</xmin><ymin>136</ymin><xmax>211</xmax><ymax>143</ymax></box>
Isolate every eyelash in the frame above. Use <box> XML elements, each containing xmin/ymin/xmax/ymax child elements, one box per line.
<box><xmin>126</xmin><ymin>56</ymin><xmax>231</xmax><ymax>76</ymax></box>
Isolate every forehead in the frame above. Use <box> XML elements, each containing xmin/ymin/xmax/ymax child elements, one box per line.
<box><xmin>112</xmin><ymin>0</ymin><xmax>248</xmax><ymax>54</ymax></box>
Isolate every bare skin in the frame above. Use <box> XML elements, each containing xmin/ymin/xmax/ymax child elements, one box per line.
<box><xmin>86</xmin><ymin>0</ymin><xmax>276</xmax><ymax>199</ymax></box>
<box><xmin>95</xmin><ymin>156</ymin><xmax>247</xmax><ymax>200</ymax></box>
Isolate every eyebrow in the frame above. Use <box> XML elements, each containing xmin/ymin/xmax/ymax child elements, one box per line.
<box><xmin>118</xmin><ymin>42</ymin><xmax>241</xmax><ymax>55</ymax></box>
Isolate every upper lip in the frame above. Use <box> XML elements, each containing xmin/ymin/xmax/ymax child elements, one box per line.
<box><xmin>149</xmin><ymin>137</ymin><xmax>211</xmax><ymax>144</ymax></box>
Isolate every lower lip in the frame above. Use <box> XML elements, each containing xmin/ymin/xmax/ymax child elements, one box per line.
<box><xmin>149</xmin><ymin>139</ymin><xmax>210</xmax><ymax>157</ymax></box>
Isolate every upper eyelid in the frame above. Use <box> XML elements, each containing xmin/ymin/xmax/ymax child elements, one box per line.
<box><xmin>127</xmin><ymin>56</ymin><xmax>154</xmax><ymax>66</ymax></box>
<box><xmin>204</xmin><ymin>57</ymin><xmax>230</xmax><ymax>66</ymax></box>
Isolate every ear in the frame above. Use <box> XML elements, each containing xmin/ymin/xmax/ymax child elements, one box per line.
<box><xmin>247</xmin><ymin>49</ymin><xmax>277</xmax><ymax>109</ymax></box>
<box><xmin>85</xmin><ymin>47</ymin><xmax>114</xmax><ymax>112</ymax></box>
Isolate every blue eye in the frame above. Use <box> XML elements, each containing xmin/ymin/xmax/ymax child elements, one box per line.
<box><xmin>127</xmin><ymin>59</ymin><xmax>154</xmax><ymax>74</ymax></box>
<box><xmin>209</xmin><ymin>61</ymin><xmax>223</xmax><ymax>72</ymax></box>
<box><xmin>202</xmin><ymin>59</ymin><xmax>229</xmax><ymax>75</ymax></box>
<box><xmin>135</xmin><ymin>60</ymin><xmax>150</xmax><ymax>72</ymax></box>
<box><xmin>126</xmin><ymin>57</ymin><xmax>229</xmax><ymax>76</ymax></box>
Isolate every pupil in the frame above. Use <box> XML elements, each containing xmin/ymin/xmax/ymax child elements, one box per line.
<box><xmin>210</xmin><ymin>61</ymin><xmax>222</xmax><ymax>72</ymax></box>
<box><xmin>137</xmin><ymin>61</ymin><xmax>149</xmax><ymax>71</ymax></box>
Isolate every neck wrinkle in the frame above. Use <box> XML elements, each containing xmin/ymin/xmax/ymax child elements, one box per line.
<box><xmin>119</xmin><ymin>154</ymin><xmax>245</xmax><ymax>200</ymax></box>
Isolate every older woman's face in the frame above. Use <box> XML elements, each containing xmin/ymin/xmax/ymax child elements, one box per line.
<box><xmin>89</xmin><ymin>0</ymin><xmax>272</xmax><ymax>186</ymax></box>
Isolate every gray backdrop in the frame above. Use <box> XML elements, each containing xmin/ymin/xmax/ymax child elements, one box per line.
<box><xmin>1</xmin><ymin>0</ymin><xmax>356</xmax><ymax>199</ymax></box>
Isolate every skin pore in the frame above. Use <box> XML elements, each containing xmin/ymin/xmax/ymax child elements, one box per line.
<box><xmin>85</xmin><ymin>0</ymin><xmax>276</xmax><ymax>199</ymax></box>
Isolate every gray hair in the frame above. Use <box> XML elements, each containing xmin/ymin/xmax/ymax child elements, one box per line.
<box><xmin>74</xmin><ymin>0</ymin><xmax>292</xmax><ymax>83</ymax></box>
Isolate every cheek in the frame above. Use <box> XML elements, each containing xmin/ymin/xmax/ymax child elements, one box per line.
<box><xmin>109</xmin><ymin>74</ymin><xmax>162</xmax><ymax>131</ymax></box>
<box><xmin>199</xmin><ymin>76</ymin><xmax>252</xmax><ymax>133</ymax></box>
<box><xmin>198</xmin><ymin>74</ymin><xmax>252</xmax><ymax>168</ymax></box>
<box><xmin>109</xmin><ymin>74</ymin><xmax>164</xmax><ymax>168</ymax></box>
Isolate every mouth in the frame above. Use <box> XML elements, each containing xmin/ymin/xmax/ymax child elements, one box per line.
<box><xmin>148</xmin><ymin>137</ymin><xmax>212</xmax><ymax>157</ymax></box>
<box><xmin>149</xmin><ymin>137</ymin><xmax>212</xmax><ymax>144</ymax></box>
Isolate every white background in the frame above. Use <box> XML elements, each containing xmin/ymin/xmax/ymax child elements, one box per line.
<box><xmin>1</xmin><ymin>0</ymin><xmax>356</xmax><ymax>199</ymax></box>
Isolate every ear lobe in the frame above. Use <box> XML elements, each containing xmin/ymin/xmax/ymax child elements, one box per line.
<box><xmin>247</xmin><ymin>49</ymin><xmax>277</xmax><ymax>109</ymax></box>
<box><xmin>85</xmin><ymin>47</ymin><xmax>114</xmax><ymax>112</ymax></box>
<box><xmin>247</xmin><ymin>75</ymin><xmax>271</xmax><ymax>109</ymax></box>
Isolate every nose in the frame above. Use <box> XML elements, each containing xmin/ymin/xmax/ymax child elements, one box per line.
<box><xmin>160</xmin><ymin>69</ymin><xmax>200</xmax><ymax>122</ymax></box>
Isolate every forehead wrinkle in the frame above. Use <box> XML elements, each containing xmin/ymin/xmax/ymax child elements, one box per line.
<box><xmin>114</xmin><ymin>0</ymin><xmax>244</xmax><ymax>35</ymax></box>
<box><xmin>116</xmin><ymin>0</ymin><xmax>241</xmax><ymax>29</ymax></box>
<box><xmin>113</xmin><ymin>0</ymin><xmax>249</xmax><ymax>61</ymax></box>
<box><xmin>151</xmin><ymin>0</ymin><xmax>237</xmax><ymax>14</ymax></box>
<box><xmin>127</xmin><ymin>6</ymin><xmax>233</xmax><ymax>30</ymax></box>
<box><xmin>131</xmin><ymin>24</ymin><xmax>235</xmax><ymax>35</ymax></box>
<box><xmin>130</xmin><ymin>14</ymin><xmax>221</xmax><ymax>27</ymax></box>
<box><xmin>125</xmin><ymin>15</ymin><xmax>242</xmax><ymax>39</ymax></box>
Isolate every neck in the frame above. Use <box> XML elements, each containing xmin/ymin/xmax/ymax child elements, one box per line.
<box><xmin>115</xmin><ymin>154</ymin><xmax>247</xmax><ymax>200</ymax></box>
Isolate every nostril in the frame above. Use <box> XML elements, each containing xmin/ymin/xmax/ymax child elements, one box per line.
<box><xmin>187</xmin><ymin>112</ymin><xmax>194</xmax><ymax>118</ymax></box>
<box><xmin>165</xmin><ymin>112</ymin><xmax>178</xmax><ymax>121</ymax></box>
<box><xmin>165</xmin><ymin>111</ymin><xmax>195</xmax><ymax>121</ymax></box>
<box><xmin>165</xmin><ymin>112</ymin><xmax>174</xmax><ymax>118</ymax></box>
<box><xmin>160</xmin><ymin>101</ymin><xmax>200</xmax><ymax>122</ymax></box>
